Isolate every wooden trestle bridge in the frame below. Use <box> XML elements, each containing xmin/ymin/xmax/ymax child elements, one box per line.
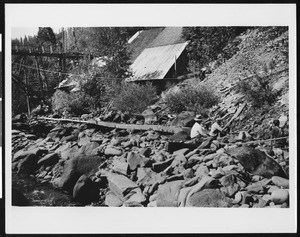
<box><xmin>11</xmin><ymin>43</ymin><xmax>92</xmax><ymax>115</ymax></box>
<box><xmin>11</xmin><ymin>44</ymin><xmax>87</xmax><ymax>59</ymax></box>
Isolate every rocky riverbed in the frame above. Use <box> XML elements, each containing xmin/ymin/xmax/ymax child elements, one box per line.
<box><xmin>11</xmin><ymin>111</ymin><xmax>290</xmax><ymax>208</ymax></box>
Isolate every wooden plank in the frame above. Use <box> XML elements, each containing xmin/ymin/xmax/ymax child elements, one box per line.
<box><xmin>38</xmin><ymin>117</ymin><xmax>190</xmax><ymax>134</ymax></box>
<box><xmin>221</xmin><ymin>136</ymin><xmax>288</xmax><ymax>146</ymax></box>
<box><xmin>223</xmin><ymin>103</ymin><xmax>246</xmax><ymax>129</ymax></box>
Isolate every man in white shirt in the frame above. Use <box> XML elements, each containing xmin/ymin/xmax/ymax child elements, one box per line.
<box><xmin>190</xmin><ymin>115</ymin><xmax>209</xmax><ymax>139</ymax></box>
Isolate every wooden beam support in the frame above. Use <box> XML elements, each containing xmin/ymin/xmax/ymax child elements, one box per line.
<box><xmin>11</xmin><ymin>51</ymin><xmax>84</xmax><ymax>59</ymax></box>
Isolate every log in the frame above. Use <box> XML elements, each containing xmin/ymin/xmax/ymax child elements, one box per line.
<box><xmin>38</xmin><ymin>117</ymin><xmax>190</xmax><ymax>134</ymax></box>
<box><xmin>220</xmin><ymin>136</ymin><xmax>288</xmax><ymax>146</ymax></box>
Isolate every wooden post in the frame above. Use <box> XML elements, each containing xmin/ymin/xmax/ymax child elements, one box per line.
<box><xmin>62</xmin><ymin>56</ymin><xmax>66</xmax><ymax>73</ymax></box>
<box><xmin>174</xmin><ymin>55</ymin><xmax>177</xmax><ymax>78</ymax></box>
<box><xmin>62</xmin><ymin>27</ymin><xmax>65</xmax><ymax>53</ymax></box>
<box><xmin>24</xmin><ymin>68</ymin><xmax>31</xmax><ymax>116</ymax></box>
<box><xmin>42</xmin><ymin>57</ymin><xmax>50</xmax><ymax>97</ymax></box>
<box><xmin>35</xmin><ymin>56</ymin><xmax>45</xmax><ymax>103</ymax></box>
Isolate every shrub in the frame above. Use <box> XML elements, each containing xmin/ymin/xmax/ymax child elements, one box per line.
<box><xmin>51</xmin><ymin>90</ymin><xmax>92</xmax><ymax>116</ymax></box>
<box><xmin>81</xmin><ymin>76</ymin><xmax>108</xmax><ymax>109</ymax></box>
<box><xmin>164</xmin><ymin>85</ymin><xmax>219</xmax><ymax>113</ymax></box>
<box><xmin>236</xmin><ymin>77</ymin><xmax>278</xmax><ymax>108</ymax></box>
<box><xmin>112</xmin><ymin>82</ymin><xmax>158</xmax><ymax>114</ymax></box>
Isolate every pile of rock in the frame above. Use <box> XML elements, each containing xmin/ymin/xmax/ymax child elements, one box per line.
<box><xmin>11</xmin><ymin>118</ymin><xmax>290</xmax><ymax>208</ymax></box>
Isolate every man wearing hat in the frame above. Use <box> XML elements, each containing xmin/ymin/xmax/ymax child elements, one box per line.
<box><xmin>190</xmin><ymin>114</ymin><xmax>209</xmax><ymax>140</ymax></box>
<box><xmin>190</xmin><ymin>113</ymin><xmax>231</xmax><ymax>149</ymax></box>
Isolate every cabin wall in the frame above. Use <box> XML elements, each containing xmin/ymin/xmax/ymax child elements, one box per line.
<box><xmin>164</xmin><ymin>50</ymin><xmax>189</xmax><ymax>79</ymax></box>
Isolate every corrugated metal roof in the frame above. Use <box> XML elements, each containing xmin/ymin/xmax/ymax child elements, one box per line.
<box><xmin>148</xmin><ymin>27</ymin><xmax>185</xmax><ymax>48</ymax></box>
<box><xmin>127</xmin><ymin>27</ymin><xmax>185</xmax><ymax>62</ymax></box>
<box><xmin>127</xmin><ymin>42</ymin><xmax>188</xmax><ymax>82</ymax></box>
<box><xmin>128</xmin><ymin>27</ymin><xmax>165</xmax><ymax>62</ymax></box>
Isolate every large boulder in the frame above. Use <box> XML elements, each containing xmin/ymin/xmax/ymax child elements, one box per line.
<box><xmin>111</xmin><ymin>159</ymin><xmax>129</xmax><ymax>176</ymax></box>
<box><xmin>271</xmin><ymin>176</ymin><xmax>289</xmax><ymax>188</ymax></box>
<box><xmin>47</xmin><ymin>125</ymin><xmax>65</xmax><ymax>140</ymax></box>
<box><xmin>186</xmin><ymin>189</ymin><xmax>232</xmax><ymax>207</ymax></box>
<box><xmin>105</xmin><ymin>191</ymin><xmax>123</xmax><ymax>207</ymax></box>
<box><xmin>60</xmin><ymin>145</ymin><xmax>79</xmax><ymax>160</ymax></box>
<box><xmin>53</xmin><ymin>155</ymin><xmax>103</xmax><ymax>193</ymax></box>
<box><xmin>225</xmin><ymin>146</ymin><xmax>287</xmax><ymax>178</ymax></box>
<box><xmin>152</xmin><ymin>157</ymin><xmax>174</xmax><ymax>173</ymax></box>
<box><xmin>127</xmin><ymin>152</ymin><xmax>149</xmax><ymax>170</ymax></box>
<box><xmin>124</xmin><ymin>187</ymin><xmax>146</xmax><ymax>205</ymax></box>
<box><xmin>77</xmin><ymin>142</ymin><xmax>99</xmax><ymax>156</ymax></box>
<box><xmin>104</xmin><ymin>147</ymin><xmax>123</xmax><ymax>156</ymax></box>
<box><xmin>169</xmin><ymin>131</ymin><xmax>190</xmax><ymax>142</ymax></box>
<box><xmin>156</xmin><ymin>180</ymin><xmax>184</xmax><ymax>207</ymax></box>
<box><xmin>178</xmin><ymin>176</ymin><xmax>219</xmax><ymax>207</ymax></box>
<box><xmin>37</xmin><ymin>153</ymin><xmax>60</xmax><ymax>167</ymax></box>
<box><xmin>73</xmin><ymin>175</ymin><xmax>100</xmax><ymax>204</ymax></box>
<box><xmin>140</xmin><ymin>147</ymin><xmax>152</xmax><ymax>157</ymax></box>
<box><xmin>170</xmin><ymin>111</ymin><xmax>195</xmax><ymax>127</ymax></box>
<box><xmin>220</xmin><ymin>174</ymin><xmax>240</xmax><ymax>197</ymax></box>
<box><xmin>13</xmin><ymin>147</ymin><xmax>48</xmax><ymax>162</ymax></box>
<box><xmin>61</xmin><ymin>134</ymin><xmax>78</xmax><ymax>142</ymax></box>
<box><xmin>107</xmin><ymin>173</ymin><xmax>139</xmax><ymax>202</ymax></box>
<box><xmin>136</xmin><ymin>167</ymin><xmax>162</xmax><ymax>187</ymax></box>
<box><xmin>17</xmin><ymin>154</ymin><xmax>39</xmax><ymax>175</ymax></box>
<box><xmin>278</xmin><ymin>114</ymin><xmax>288</xmax><ymax>128</ymax></box>
<box><xmin>194</xmin><ymin>166</ymin><xmax>209</xmax><ymax>179</ymax></box>
<box><xmin>55</xmin><ymin>142</ymin><xmax>72</xmax><ymax>155</ymax></box>
<box><xmin>270</xmin><ymin>189</ymin><xmax>289</xmax><ymax>204</ymax></box>
<box><xmin>164</xmin><ymin>141</ymin><xmax>198</xmax><ymax>153</ymax></box>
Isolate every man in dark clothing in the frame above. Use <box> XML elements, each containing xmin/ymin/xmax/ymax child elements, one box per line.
<box><xmin>271</xmin><ymin>119</ymin><xmax>286</xmax><ymax>148</ymax></box>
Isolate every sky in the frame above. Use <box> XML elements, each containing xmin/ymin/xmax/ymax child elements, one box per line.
<box><xmin>11</xmin><ymin>27</ymin><xmax>61</xmax><ymax>40</ymax></box>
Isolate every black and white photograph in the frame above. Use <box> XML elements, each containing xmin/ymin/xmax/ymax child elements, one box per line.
<box><xmin>4</xmin><ymin>3</ymin><xmax>297</xmax><ymax>234</ymax></box>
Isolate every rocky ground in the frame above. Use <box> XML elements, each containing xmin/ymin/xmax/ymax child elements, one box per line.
<box><xmin>11</xmin><ymin>106</ymin><xmax>289</xmax><ymax>208</ymax></box>
<box><xmin>11</xmin><ymin>27</ymin><xmax>290</xmax><ymax>208</ymax></box>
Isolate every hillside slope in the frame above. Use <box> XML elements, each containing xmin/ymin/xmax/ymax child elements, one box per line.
<box><xmin>186</xmin><ymin>27</ymin><xmax>289</xmax><ymax>138</ymax></box>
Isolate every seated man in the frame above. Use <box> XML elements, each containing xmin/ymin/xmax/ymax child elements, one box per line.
<box><xmin>208</xmin><ymin>118</ymin><xmax>230</xmax><ymax>138</ymax></box>
<box><xmin>190</xmin><ymin>114</ymin><xmax>209</xmax><ymax>140</ymax></box>
<box><xmin>270</xmin><ymin>119</ymin><xmax>286</xmax><ymax>148</ymax></box>
<box><xmin>209</xmin><ymin>118</ymin><xmax>223</xmax><ymax>137</ymax></box>
<box><xmin>208</xmin><ymin>110</ymin><xmax>234</xmax><ymax>138</ymax></box>
<box><xmin>190</xmin><ymin>114</ymin><xmax>218</xmax><ymax>149</ymax></box>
